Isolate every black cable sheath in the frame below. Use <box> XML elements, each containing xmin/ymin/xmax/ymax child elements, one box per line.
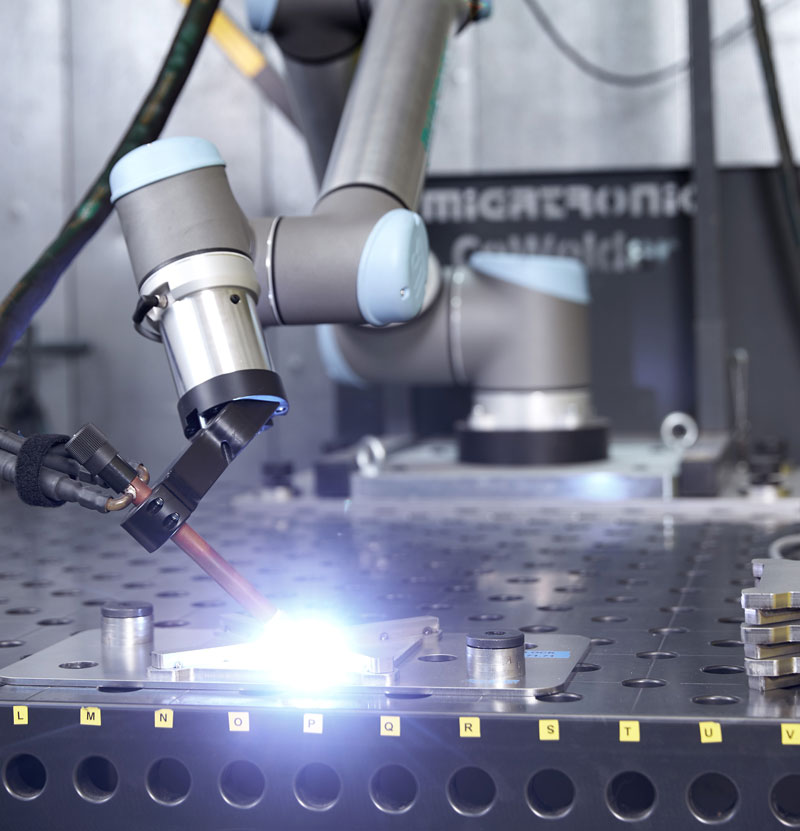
<box><xmin>748</xmin><ymin>0</ymin><xmax>800</xmax><ymax>352</ymax></box>
<box><xmin>15</xmin><ymin>434</ymin><xmax>70</xmax><ymax>507</ymax></box>
<box><xmin>749</xmin><ymin>0</ymin><xmax>800</xmax><ymax>251</ymax></box>
<box><xmin>0</xmin><ymin>427</ymin><xmax>96</xmax><ymax>482</ymax></box>
<box><xmin>0</xmin><ymin>449</ymin><xmax>110</xmax><ymax>513</ymax></box>
<box><xmin>522</xmin><ymin>0</ymin><xmax>796</xmax><ymax>88</ymax></box>
<box><xmin>0</xmin><ymin>0</ymin><xmax>220</xmax><ymax>366</ymax></box>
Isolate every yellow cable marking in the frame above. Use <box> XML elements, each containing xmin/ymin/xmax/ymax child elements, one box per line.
<box><xmin>178</xmin><ymin>0</ymin><xmax>266</xmax><ymax>78</ymax></box>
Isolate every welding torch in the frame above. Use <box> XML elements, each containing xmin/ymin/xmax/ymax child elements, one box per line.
<box><xmin>64</xmin><ymin>422</ymin><xmax>278</xmax><ymax>623</ymax></box>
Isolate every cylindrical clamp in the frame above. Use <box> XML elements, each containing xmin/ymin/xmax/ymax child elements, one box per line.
<box><xmin>101</xmin><ymin>600</ymin><xmax>154</xmax><ymax>648</ymax></box>
<box><xmin>466</xmin><ymin>630</ymin><xmax>526</xmax><ymax>682</ymax></box>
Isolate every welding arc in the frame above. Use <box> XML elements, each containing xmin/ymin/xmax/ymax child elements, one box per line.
<box><xmin>128</xmin><ymin>477</ymin><xmax>278</xmax><ymax>623</ymax></box>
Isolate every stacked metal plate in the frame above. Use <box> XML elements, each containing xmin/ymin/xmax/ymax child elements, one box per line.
<box><xmin>741</xmin><ymin>558</ymin><xmax>800</xmax><ymax>690</ymax></box>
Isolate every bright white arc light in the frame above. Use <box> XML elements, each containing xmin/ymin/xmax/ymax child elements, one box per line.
<box><xmin>250</xmin><ymin>612</ymin><xmax>352</xmax><ymax>690</ymax></box>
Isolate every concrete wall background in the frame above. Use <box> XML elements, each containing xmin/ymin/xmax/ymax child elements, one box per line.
<box><xmin>0</xmin><ymin>0</ymin><xmax>797</xmax><ymax>481</ymax></box>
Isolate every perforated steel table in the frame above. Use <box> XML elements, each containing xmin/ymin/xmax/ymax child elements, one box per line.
<box><xmin>0</xmin><ymin>484</ymin><xmax>798</xmax><ymax>829</ymax></box>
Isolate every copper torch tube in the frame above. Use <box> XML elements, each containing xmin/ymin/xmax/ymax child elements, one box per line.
<box><xmin>128</xmin><ymin>477</ymin><xmax>278</xmax><ymax>622</ymax></box>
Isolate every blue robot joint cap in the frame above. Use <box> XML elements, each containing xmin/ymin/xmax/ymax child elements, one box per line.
<box><xmin>110</xmin><ymin>136</ymin><xmax>225</xmax><ymax>203</ymax></box>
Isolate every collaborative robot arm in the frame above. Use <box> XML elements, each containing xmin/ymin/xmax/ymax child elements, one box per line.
<box><xmin>0</xmin><ymin>0</ymin><xmax>492</xmax><ymax>618</ymax></box>
<box><xmin>101</xmin><ymin>138</ymin><xmax>288</xmax><ymax>552</ymax></box>
<box><xmin>97</xmin><ymin>0</ymin><xmax>480</xmax><ymax>553</ymax></box>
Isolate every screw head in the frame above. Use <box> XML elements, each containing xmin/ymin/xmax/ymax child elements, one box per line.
<box><xmin>163</xmin><ymin>512</ymin><xmax>181</xmax><ymax>531</ymax></box>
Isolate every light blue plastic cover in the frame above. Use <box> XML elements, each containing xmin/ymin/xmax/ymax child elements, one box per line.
<box><xmin>357</xmin><ymin>210</ymin><xmax>429</xmax><ymax>327</ymax></box>
<box><xmin>469</xmin><ymin>251</ymin><xmax>589</xmax><ymax>305</ymax></box>
<box><xmin>247</xmin><ymin>0</ymin><xmax>280</xmax><ymax>32</ymax></box>
<box><xmin>316</xmin><ymin>325</ymin><xmax>366</xmax><ymax>388</ymax></box>
<box><xmin>109</xmin><ymin>136</ymin><xmax>225</xmax><ymax>202</ymax></box>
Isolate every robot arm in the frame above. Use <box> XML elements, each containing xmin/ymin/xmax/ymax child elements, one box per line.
<box><xmin>105</xmin><ymin>138</ymin><xmax>288</xmax><ymax>552</ymax></box>
<box><xmin>96</xmin><ymin>0</ymin><xmax>482</xmax><ymax>552</ymax></box>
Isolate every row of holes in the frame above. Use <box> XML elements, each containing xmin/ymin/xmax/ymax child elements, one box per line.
<box><xmin>5</xmin><ymin>754</ymin><xmax>800</xmax><ymax>824</ymax></box>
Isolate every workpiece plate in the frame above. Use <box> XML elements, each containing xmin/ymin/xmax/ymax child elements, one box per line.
<box><xmin>0</xmin><ymin>629</ymin><xmax>589</xmax><ymax>696</ymax></box>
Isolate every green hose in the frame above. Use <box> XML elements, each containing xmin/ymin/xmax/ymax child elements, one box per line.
<box><xmin>0</xmin><ymin>0</ymin><xmax>221</xmax><ymax>365</ymax></box>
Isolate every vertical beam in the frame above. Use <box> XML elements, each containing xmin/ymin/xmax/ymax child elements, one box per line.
<box><xmin>688</xmin><ymin>0</ymin><xmax>728</xmax><ymax>432</ymax></box>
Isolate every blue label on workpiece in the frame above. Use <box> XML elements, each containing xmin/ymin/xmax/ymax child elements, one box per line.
<box><xmin>525</xmin><ymin>650</ymin><xmax>571</xmax><ymax>659</ymax></box>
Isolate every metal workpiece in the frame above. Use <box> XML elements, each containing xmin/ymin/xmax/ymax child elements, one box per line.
<box><xmin>744</xmin><ymin>641</ymin><xmax>800</xmax><ymax>659</ymax></box>
<box><xmin>739</xmin><ymin>558</ymin><xmax>800</xmax><ymax>688</ymax></box>
<box><xmin>2</xmin><ymin>625</ymin><xmax>586</xmax><ymax>699</ymax></box>
<box><xmin>249</xmin><ymin>0</ymin><xmax>367</xmax><ymax>62</ymax></box>
<box><xmin>742</xmin><ymin>558</ymin><xmax>800</xmax><ymax>609</ymax></box>
<box><xmin>745</xmin><ymin>655</ymin><xmax>800</xmax><ymax>676</ymax></box>
<box><xmin>114</xmin><ymin>165</ymin><xmax>254</xmax><ymax>288</ymax></box>
<box><xmin>257</xmin><ymin>187</ymin><xmax>428</xmax><ymax>326</ymax></box>
<box><xmin>741</xmin><ymin>622</ymin><xmax>800</xmax><ymax>645</ymax></box>
<box><xmin>321</xmin><ymin>0</ymin><xmax>466</xmax><ymax>210</ymax></box>
<box><xmin>749</xmin><ymin>672</ymin><xmax>800</xmax><ymax>691</ymax></box>
<box><xmin>743</xmin><ymin>607</ymin><xmax>800</xmax><ymax>625</ymax></box>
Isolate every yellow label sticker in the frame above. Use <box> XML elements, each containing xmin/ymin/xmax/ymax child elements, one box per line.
<box><xmin>228</xmin><ymin>712</ymin><xmax>250</xmax><ymax>732</ymax></box>
<box><xmin>380</xmin><ymin>716</ymin><xmax>400</xmax><ymax>737</ymax></box>
<box><xmin>539</xmin><ymin>719</ymin><xmax>560</xmax><ymax>741</ymax></box>
<box><xmin>12</xmin><ymin>706</ymin><xmax>28</xmax><ymax>726</ymax></box>
<box><xmin>782</xmin><ymin>724</ymin><xmax>800</xmax><ymax>745</ymax></box>
<box><xmin>304</xmin><ymin>714</ymin><xmax>323</xmax><ymax>734</ymax></box>
<box><xmin>619</xmin><ymin>720</ymin><xmax>640</xmax><ymax>742</ymax></box>
<box><xmin>699</xmin><ymin>721</ymin><xmax>722</xmax><ymax>743</ymax></box>
<box><xmin>80</xmin><ymin>707</ymin><xmax>101</xmax><ymax>726</ymax></box>
<box><xmin>155</xmin><ymin>709</ymin><xmax>174</xmax><ymax>729</ymax></box>
<box><xmin>459</xmin><ymin>717</ymin><xmax>481</xmax><ymax>738</ymax></box>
